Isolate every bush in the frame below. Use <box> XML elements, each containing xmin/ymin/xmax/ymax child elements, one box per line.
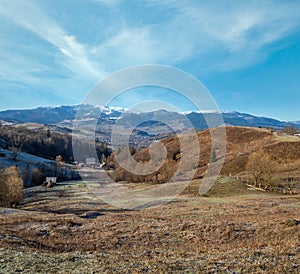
<box><xmin>0</xmin><ymin>166</ymin><xmax>23</xmax><ymax>207</ymax></box>
<box><xmin>31</xmin><ymin>168</ymin><xmax>46</xmax><ymax>186</ymax></box>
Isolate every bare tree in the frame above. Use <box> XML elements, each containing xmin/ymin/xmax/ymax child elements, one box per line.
<box><xmin>46</xmin><ymin>127</ymin><xmax>51</xmax><ymax>138</ymax></box>
<box><xmin>100</xmin><ymin>153</ymin><xmax>107</xmax><ymax>165</ymax></box>
<box><xmin>9</xmin><ymin>134</ymin><xmax>25</xmax><ymax>161</ymax></box>
<box><xmin>55</xmin><ymin>155</ymin><xmax>63</xmax><ymax>167</ymax></box>
<box><xmin>246</xmin><ymin>151</ymin><xmax>275</xmax><ymax>188</ymax></box>
<box><xmin>282</xmin><ymin>124</ymin><xmax>298</xmax><ymax>135</ymax></box>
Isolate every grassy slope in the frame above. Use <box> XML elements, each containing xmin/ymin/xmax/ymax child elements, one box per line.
<box><xmin>1</xmin><ymin>126</ymin><xmax>300</xmax><ymax>273</ymax></box>
<box><xmin>0</xmin><ymin>181</ymin><xmax>299</xmax><ymax>273</ymax></box>
<box><xmin>113</xmin><ymin>126</ymin><xmax>300</xmax><ymax>183</ymax></box>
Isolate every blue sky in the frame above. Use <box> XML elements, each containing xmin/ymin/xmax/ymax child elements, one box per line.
<box><xmin>0</xmin><ymin>0</ymin><xmax>300</xmax><ymax>120</ymax></box>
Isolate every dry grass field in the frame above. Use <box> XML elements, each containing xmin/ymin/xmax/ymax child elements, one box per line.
<box><xmin>111</xmin><ymin>127</ymin><xmax>300</xmax><ymax>185</ymax></box>
<box><xmin>0</xmin><ymin>178</ymin><xmax>299</xmax><ymax>273</ymax></box>
<box><xmin>1</xmin><ymin>127</ymin><xmax>300</xmax><ymax>273</ymax></box>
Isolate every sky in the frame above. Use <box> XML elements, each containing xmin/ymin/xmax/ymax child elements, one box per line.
<box><xmin>0</xmin><ymin>0</ymin><xmax>300</xmax><ymax>120</ymax></box>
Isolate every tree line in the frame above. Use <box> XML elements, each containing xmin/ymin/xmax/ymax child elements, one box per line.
<box><xmin>0</xmin><ymin>124</ymin><xmax>112</xmax><ymax>163</ymax></box>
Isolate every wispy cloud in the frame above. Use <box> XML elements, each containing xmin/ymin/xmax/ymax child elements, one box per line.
<box><xmin>144</xmin><ymin>0</ymin><xmax>300</xmax><ymax>71</ymax></box>
<box><xmin>0</xmin><ymin>0</ymin><xmax>106</xmax><ymax>81</ymax></box>
<box><xmin>1</xmin><ymin>0</ymin><xmax>299</xmax><ymax>81</ymax></box>
<box><xmin>0</xmin><ymin>0</ymin><xmax>300</xmax><ymax>115</ymax></box>
<box><xmin>93</xmin><ymin>0</ymin><xmax>300</xmax><ymax>72</ymax></box>
<box><xmin>91</xmin><ymin>26</ymin><xmax>190</xmax><ymax>69</ymax></box>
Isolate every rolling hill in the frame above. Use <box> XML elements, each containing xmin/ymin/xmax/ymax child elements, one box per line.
<box><xmin>111</xmin><ymin>126</ymin><xmax>300</xmax><ymax>191</ymax></box>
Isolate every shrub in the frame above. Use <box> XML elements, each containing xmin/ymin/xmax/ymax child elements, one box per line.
<box><xmin>0</xmin><ymin>166</ymin><xmax>23</xmax><ymax>207</ymax></box>
<box><xmin>31</xmin><ymin>168</ymin><xmax>46</xmax><ymax>186</ymax></box>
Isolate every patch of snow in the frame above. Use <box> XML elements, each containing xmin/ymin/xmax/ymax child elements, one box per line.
<box><xmin>74</xmin><ymin>118</ymin><xmax>97</xmax><ymax>122</ymax></box>
<box><xmin>181</xmin><ymin>110</ymin><xmax>229</xmax><ymax>115</ymax></box>
<box><xmin>0</xmin><ymin>120</ymin><xmax>15</xmax><ymax>126</ymax></box>
<box><xmin>0</xmin><ymin>148</ymin><xmax>54</xmax><ymax>171</ymax></box>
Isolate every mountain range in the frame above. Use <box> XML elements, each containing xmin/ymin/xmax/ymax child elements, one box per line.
<box><xmin>0</xmin><ymin>104</ymin><xmax>298</xmax><ymax>131</ymax></box>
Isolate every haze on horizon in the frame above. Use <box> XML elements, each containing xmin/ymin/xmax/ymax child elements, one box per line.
<box><xmin>0</xmin><ymin>0</ymin><xmax>300</xmax><ymax>121</ymax></box>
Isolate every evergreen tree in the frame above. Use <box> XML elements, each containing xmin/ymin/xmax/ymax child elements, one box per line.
<box><xmin>210</xmin><ymin>150</ymin><xmax>217</xmax><ymax>163</ymax></box>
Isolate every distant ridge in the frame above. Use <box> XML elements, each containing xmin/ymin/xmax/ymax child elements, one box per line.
<box><xmin>0</xmin><ymin>104</ymin><xmax>298</xmax><ymax>130</ymax></box>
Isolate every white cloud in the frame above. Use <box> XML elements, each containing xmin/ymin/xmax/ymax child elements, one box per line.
<box><xmin>1</xmin><ymin>0</ymin><xmax>299</xmax><ymax>80</ymax></box>
<box><xmin>0</xmin><ymin>0</ymin><xmax>106</xmax><ymax>80</ymax></box>
<box><xmin>81</xmin><ymin>0</ymin><xmax>300</xmax><ymax>75</ymax></box>
<box><xmin>144</xmin><ymin>0</ymin><xmax>300</xmax><ymax>71</ymax></box>
<box><xmin>0</xmin><ymin>0</ymin><xmax>300</xmax><ymax>105</ymax></box>
<box><xmin>92</xmin><ymin>27</ymin><xmax>184</xmax><ymax>69</ymax></box>
<box><xmin>92</xmin><ymin>0</ymin><xmax>124</xmax><ymax>5</ymax></box>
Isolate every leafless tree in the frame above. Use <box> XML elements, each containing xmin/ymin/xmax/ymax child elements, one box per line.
<box><xmin>282</xmin><ymin>124</ymin><xmax>298</xmax><ymax>135</ymax></box>
<box><xmin>246</xmin><ymin>151</ymin><xmax>275</xmax><ymax>188</ymax></box>
<box><xmin>9</xmin><ymin>134</ymin><xmax>25</xmax><ymax>161</ymax></box>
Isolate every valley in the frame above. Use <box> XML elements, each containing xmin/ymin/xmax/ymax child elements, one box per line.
<box><xmin>0</xmin><ymin>106</ymin><xmax>299</xmax><ymax>273</ymax></box>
